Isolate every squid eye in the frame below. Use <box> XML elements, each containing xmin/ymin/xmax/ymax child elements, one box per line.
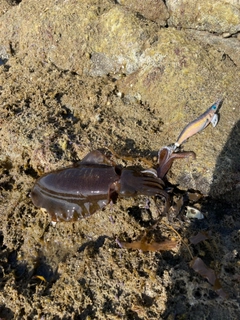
<box><xmin>114</xmin><ymin>165</ymin><xmax>122</xmax><ymax>176</ymax></box>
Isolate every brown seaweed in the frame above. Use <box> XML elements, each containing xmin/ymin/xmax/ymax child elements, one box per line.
<box><xmin>119</xmin><ymin>237</ymin><xmax>177</xmax><ymax>252</ymax></box>
<box><xmin>190</xmin><ymin>257</ymin><xmax>228</xmax><ymax>298</ymax></box>
<box><xmin>189</xmin><ymin>231</ymin><xmax>211</xmax><ymax>245</ymax></box>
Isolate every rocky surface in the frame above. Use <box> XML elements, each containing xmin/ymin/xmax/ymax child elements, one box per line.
<box><xmin>166</xmin><ymin>0</ymin><xmax>240</xmax><ymax>35</ymax></box>
<box><xmin>0</xmin><ymin>0</ymin><xmax>239</xmax><ymax>319</ymax></box>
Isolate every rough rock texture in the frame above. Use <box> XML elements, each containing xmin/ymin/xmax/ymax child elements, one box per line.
<box><xmin>0</xmin><ymin>0</ymin><xmax>240</xmax><ymax>319</ymax></box>
<box><xmin>166</xmin><ymin>0</ymin><xmax>240</xmax><ymax>35</ymax></box>
<box><xmin>118</xmin><ymin>0</ymin><xmax>169</xmax><ymax>26</ymax></box>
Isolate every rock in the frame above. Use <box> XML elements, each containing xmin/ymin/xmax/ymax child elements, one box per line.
<box><xmin>0</xmin><ymin>0</ymin><xmax>239</xmax><ymax>193</ymax></box>
<box><xmin>117</xmin><ymin>27</ymin><xmax>240</xmax><ymax>193</ymax></box>
<box><xmin>0</xmin><ymin>1</ymin><xmax>240</xmax><ymax>318</ymax></box>
<box><xmin>89</xmin><ymin>6</ymin><xmax>153</xmax><ymax>76</ymax></box>
<box><xmin>117</xmin><ymin>0</ymin><xmax>169</xmax><ymax>26</ymax></box>
<box><xmin>188</xmin><ymin>29</ymin><xmax>240</xmax><ymax>67</ymax></box>
<box><xmin>0</xmin><ymin>0</ymin><xmax>111</xmax><ymax>73</ymax></box>
<box><xmin>166</xmin><ymin>0</ymin><xmax>240</xmax><ymax>35</ymax></box>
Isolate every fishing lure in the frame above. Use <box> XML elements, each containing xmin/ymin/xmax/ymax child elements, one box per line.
<box><xmin>175</xmin><ymin>99</ymin><xmax>222</xmax><ymax>148</ymax></box>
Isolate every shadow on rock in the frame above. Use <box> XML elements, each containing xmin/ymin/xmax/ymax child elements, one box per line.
<box><xmin>162</xmin><ymin>120</ymin><xmax>240</xmax><ymax>319</ymax></box>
